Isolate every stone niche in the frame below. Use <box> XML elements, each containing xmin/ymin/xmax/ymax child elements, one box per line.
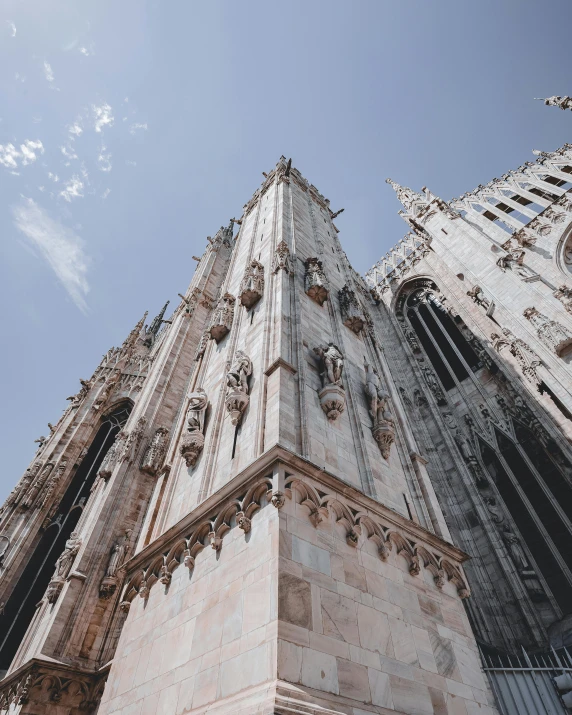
<box><xmin>209</xmin><ymin>293</ymin><xmax>235</xmax><ymax>343</ymax></box>
<box><xmin>239</xmin><ymin>259</ymin><xmax>265</xmax><ymax>309</ymax></box>
<box><xmin>339</xmin><ymin>284</ymin><xmax>365</xmax><ymax>334</ymax></box>
<box><xmin>304</xmin><ymin>257</ymin><xmax>328</xmax><ymax>306</ymax></box>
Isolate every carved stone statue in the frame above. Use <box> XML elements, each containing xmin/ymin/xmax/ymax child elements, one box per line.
<box><xmin>21</xmin><ymin>463</ymin><xmax>54</xmax><ymax>509</ymax></box>
<box><xmin>537</xmin><ymin>95</ymin><xmax>572</xmax><ymax>111</ymax></box>
<box><xmin>98</xmin><ymin>430</ymin><xmax>127</xmax><ymax>479</ymax></box>
<box><xmin>225</xmin><ymin>352</ymin><xmax>253</xmax><ymax>425</ymax></box>
<box><xmin>467</xmin><ymin>285</ymin><xmax>491</xmax><ymax>311</ymax></box>
<box><xmin>46</xmin><ymin>531</ymin><xmax>82</xmax><ymax>603</ymax></box>
<box><xmin>554</xmin><ymin>285</ymin><xmax>572</xmax><ymax>314</ymax></box>
<box><xmin>141</xmin><ymin>427</ymin><xmax>169</xmax><ymax>476</ymax></box>
<box><xmin>239</xmin><ymin>260</ymin><xmax>264</xmax><ymax>308</ymax></box>
<box><xmin>66</xmin><ymin>378</ymin><xmax>92</xmax><ymax>406</ymax></box>
<box><xmin>100</xmin><ymin>530</ymin><xmax>132</xmax><ymax>599</ymax></box>
<box><xmin>502</xmin><ymin>525</ymin><xmax>529</xmax><ymax>571</ymax></box>
<box><xmin>209</xmin><ymin>293</ymin><xmax>235</xmax><ymax>343</ymax></box>
<box><xmin>314</xmin><ymin>344</ymin><xmax>345</xmax><ymax>421</ymax></box>
<box><xmin>313</xmin><ymin>343</ymin><xmax>344</xmax><ymax>387</ymax></box>
<box><xmin>339</xmin><ymin>285</ymin><xmax>365</xmax><ymax>334</ymax></box>
<box><xmin>364</xmin><ymin>361</ymin><xmax>395</xmax><ymax>459</ymax></box>
<box><xmin>180</xmin><ymin>389</ymin><xmax>208</xmax><ymax>467</ymax></box>
<box><xmin>194</xmin><ymin>331</ymin><xmax>210</xmax><ymax>361</ymax></box>
<box><xmin>304</xmin><ymin>258</ymin><xmax>328</xmax><ymax>305</ymax></box>
<box><xmin>419</xmin><ymin>362</ymin><xmax>446</xmax><ymax>405</ymax></box>
<box><xmin>397</xmin><ymin>315</ymin><xmax>421</xmax><ymax>353</ymax></box>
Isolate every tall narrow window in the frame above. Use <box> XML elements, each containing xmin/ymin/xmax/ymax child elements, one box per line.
<box><xmin>0</xmin><ymin>403</ymin><xmax>132</xmax><ymax>670</ymax></box>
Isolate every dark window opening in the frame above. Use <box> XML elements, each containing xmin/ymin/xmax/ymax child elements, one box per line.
<box><xmin>419</xmin><ymin>304</ymin><xmax>470</xmax><ymax>382</ymax></box>
<box><xmin>0</xmin><ymin>403</ymin><xmax>131</xmax><ymax>670</ymax></box>
<box><xmin>495</xmin><ymin>430</ymin><xmax>572</xmax><ymax>572</ymax></box>
<box><xmin>529</xmin><ymin>186</ymin><xmax>559</xmax><ymax>202</ymax></box>
<box><xmin>561</xmin><ymin>166</ymin><xmax>572</xmax><ymax>174</ymax></box>
<box><xmin>543</xmin><ymin>175</ymin><xmax>570</xmax><ymax>188</ymax></box>
<box><xmin>539</xmin><ymin>382</ymin><xmax>572</xmax><ymax>422</ymax></box>
<box><xmin>407</xmin><ymin>309</ymin><xmax>455</xmax><ymax>390</ymax></box>
<box><xmin>481</xmin><ymin>441</ymin><xmax>572</xmax><ymax>611</ymax></box>
<box><xmin>428</xmin><ymin>301</ymin><xmax>480</xmax><ymax>372</ymax></box>
<box><xmin>513</xmin><ymin>423</ymin><xmax>572</xmax><ymax>521</ymax></box>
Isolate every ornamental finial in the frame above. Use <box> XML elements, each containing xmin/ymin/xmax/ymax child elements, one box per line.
<box><xmin>534</xmin><ymin>96</ymin><xmax>572</xmax><ymax>110</ymax></box>
<box><xmin>385</xmin><ymin>178</ymin><xmax>426</xmax><ymax>213</ymax></box>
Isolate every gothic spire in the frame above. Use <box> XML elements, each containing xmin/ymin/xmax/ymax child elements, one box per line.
<box><xmin>385</xmin><ymin>178</ymin><xmax>426</xmax><ymax>213</ymax></box>
<box><xmin>123</xmin><ymin>312</ymin><xmax>148</xmax><ymax>351</ymax></box>
<box><xmin>148</xmin><ymin>301</ymin><xmax>170</xmax><ymax>337</ymax></box>
<box><xmin>534</xmin><ymin>96</ymin><xmax>572</xmax><ymax>111</ymax></box>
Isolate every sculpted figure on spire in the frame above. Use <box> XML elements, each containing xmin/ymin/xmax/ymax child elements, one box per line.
<box><xmin>385</xmin><ymin>178</ymin><xmax>426</xmax><ymax>212</ymax></box>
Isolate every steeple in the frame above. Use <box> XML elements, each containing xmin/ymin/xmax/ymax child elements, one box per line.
<box><xmin>144</xmin><ymin>301</ymin><xmax>170</xmax><ymax>347</ymax></box>
<box><xmin>385</xmin><ymin>177</ymin><xmax>427</xmax><ymax>213</ymax></box>
<box><xmin>123</xmin><ymin>311</ymin><xmax>147</xmax><ymax>351</ymax></box>
<box><xmin>534</xmin><ymin>96</ymin><xmax>572</xmax><ymax>110</ymax></box>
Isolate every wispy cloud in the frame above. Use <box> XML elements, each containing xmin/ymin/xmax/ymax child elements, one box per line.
<box><xmin>69</xmin><ymin>122</ymin><xmax>83</xmax><ymax>136</ymax></box>
<box><xmin>102</xmin><ymin>188</ymin><xmax>111</xmax><ymax>199</ymax></box>
<box><xmin>97</xmin><ymin>146</ymin><xmax>112</xmax><ymax>172</ymax></box>
<box><xmin>12</xmin><ymin>198</ymin><xmax>90</xmax><ymax>312</ymax></box>
<box><xmin>79</xmin><ymin>44</ymin><xmax>95</xmax><ymax>56</ymax></box>
<box><xmin>59</xmin><ymin>175</ymin><xmax>84</xmax><ymax>202</ymax></box>
<box><xmin>14</xmin><ymin>72</ymin><xmax>26</xmax><ymax>83</ymax></box>
<box><xmin>8</xmin><ymin>22</ymin><xmax>16</xmax><ymax>38</ymax></box>
<box><xmin>20</xmin><ymin>140</ymin><xmax>44</xmax><ymax>165</ymax></box>
<box><xmin>129</xmin><ymin>122</ymin><xmax>148</xmax><ymax>135</ymax></box>
<box><xmin>48</xmin><ymin>172</ymin><xmax>59</xmax><ymax>182</ymax></box>
<box><xmin>93</xmin><ymin>103</ymin><xmax>114</xmax><ymax>132</ymax></box>
<box><xmin>126</xmin><ymin>160</ymin><xmax>137</xmax><ymax>166</ymax></box>
<box><xmin>0</xmin><ymin>140</ymin><xmax>44</xmax><ymax>169</ymax></box>
<box><xmin>0</xmin><ymin>144</ymin><xmax>21</xmax><ymax>169</ymax></box>
<box><xmin>43</xmin><ymin>61</ymin><xmax>54</xmax><ymax>83</ymax></box>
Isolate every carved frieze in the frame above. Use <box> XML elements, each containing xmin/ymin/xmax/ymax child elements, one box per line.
<box><xmin>225</xmin><ymin>352</ymin><xmax>252</xmax><ymax>426</ymax></box>
<box><xmin>339</xmin><ymin>285</ymin><xmax>365</xmax><ymax>334</ymax></box>
<box><xmin>467</xmin><ymin>285</ymin><xmax>492</xmax><ymax>312</ymax></box>
<box><xmin>209</xmin><ymin>293</ymin><xmax>235</xmax><ymax>343</ymax></box>
<box><xmin>491</xmin><ymin>328</ymin><xmax>541</xmax><ymax>384</ymax></box>
<box><xmin>180</xmin><ymin>390</ymin><xmax>208</xmax><ymax>467</ymax></box>
<box><xmin>304</xmin><ymin>257</ymin><xmax>328</xmax><ymax>305</ymax></box>
<box><xmin>239</xmin><ymin>260</ymin><xmax>265</xmax><ymax>308</ymax></box>
<box><xmin>523</xmin><ymin>306</ymin><xmax>572</xmax><ymax>356</ymax></box>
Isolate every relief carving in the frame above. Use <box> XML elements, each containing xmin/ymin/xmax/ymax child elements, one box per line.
<box><xmin>554</xmin><ymin>285</ymin><xmax>572</xmax><ymax>314</ymax></box>
<box><xmin>100</xmin><ymin>530</ymin><xmax>132</xmax><ymax>599</ymax></box>
<box><xmin>272</xmin><ymin>240</ymin><xmax>292</xmax><ymax>274</ymax></box>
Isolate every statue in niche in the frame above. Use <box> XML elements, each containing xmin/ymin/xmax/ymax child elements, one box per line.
<box><xmin>225</xmin><ymin>352</ymin><xmax>253</xmax><ymax>425</ymax></box>
<box><xmin>501</xmin><ymin>525</ymin><xmax>529</xmax><ymax>571</ymax></box>
<box><xmin>313</xmin><ymin>343</ymin><xmax>344</xmax><ymax>387</ymax></box>
<box><xmin>98</xmin><ymin>431</ymin><xmax>127</xmax><ymax>479</ymax></box>
<box><xmin>313</xmin><ymin>344</ymin><xmax>345</xmax><ymax>421</ymax></box>
<box><xmin>239</xmin><ymin>260</ymin><xmax>264</xmax><ymax>308</ymax></box>
<box><xmin>141</xmin><ymin>427</ymin><xmax>169</xmax><ymax>476</ymax></box>
<box><xmin>46</xmin><ymin>531</ymin><xmax>82</xmax><ymax>603</ymax></box>
<box><xmin>304</xmin><ymin>257</ymin><xmax>328</xmax><ymax>305</ymax></box>
<box><xmin>209</xmin><ymin>293</ymin><xmax>235</xmax><ymax>343</ymax></box>
<box><xmin>364</xmin><ymin>361</ymin><xmax>394</xmax><ymax>459</ymax></box>
<box><xmin>180</xmin><ymin>389</ymin><xmax>208</xmax><ymax>467</ymax></box>
<box><xmin>100</xmin><ymin>530</ymin><xmax>132</xmax><ymax>599</ymax></box>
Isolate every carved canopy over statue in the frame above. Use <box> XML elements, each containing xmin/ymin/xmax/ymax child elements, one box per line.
<box><xmin>239</xmin><ymin>260</ymin><xmax>265</xmax><ymax>308</ymax></box>
<box><xmin>209</xmin><ymin>293</ymin><xmax>235</xmax><ymax>343</ymax></box>
<box><xmin>304</xmin><ymin>258</ymin><xmax>328</xmax><ymax>305</ymax></box>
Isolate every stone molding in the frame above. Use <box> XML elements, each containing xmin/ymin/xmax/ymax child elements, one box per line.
<box><xmin>119</xmin><ymin>446</ymin><xmax>470</xmax><ymax>609</ymax></box>
<box><xmin>0</xmin><ymin>658</ymin><xmax>108</xmax><ymax>712</ymax></box>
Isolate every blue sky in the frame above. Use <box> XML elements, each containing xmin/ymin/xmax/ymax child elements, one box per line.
<box><xmin>1</xmin><ymin>0</ymin><xmax>571</xmax><ymax>499</ymax></box>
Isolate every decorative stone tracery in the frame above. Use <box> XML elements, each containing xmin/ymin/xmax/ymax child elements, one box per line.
<box><xmin>141</xmin><ymin>427</ymin><xmax>169</xmax><ymax>476</ymax></box>
<box><xmin>272</xmin><ymin>240</ymin><xmax>292</xmax><ymax>274</ymax></box>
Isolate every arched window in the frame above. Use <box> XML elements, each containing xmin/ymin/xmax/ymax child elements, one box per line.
<box><xmin>0</xmin><ymin>403</ymin><xmax>132</xmax><ymax>670</ymax></box>
<box><xmin>398</xmin><ymin>281</ymin><xmax>481</xmax><ymax>391</ymax></box>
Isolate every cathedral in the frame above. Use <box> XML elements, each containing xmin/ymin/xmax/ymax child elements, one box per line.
<box><xmin>0</xmin><ymin>142</ymin><xmax>572</xmax><ymax>714</ymax></box>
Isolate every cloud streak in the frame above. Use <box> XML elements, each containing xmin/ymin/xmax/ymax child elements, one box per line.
<box><xmin>0</xmin><ymin>140</ymin><xmax>44</xmax><ymax>169</ymax></box>
<box><xmin>12</xmin><ymin>198</ymin><xmax>90</xmax><ymax>312</ymax></box>
<box><xmin>43</xmin><ymin>61</ymin><xmax>54</xmax><ymax>83</ymax></box>
<box><xmin>93</xmin><ymin>103</ymin><xmax>114</xmax><ymax>132</ymax></box>
<box><xmin>59</xmin><ymin>175</ymin><xmax>84</xmax><ymax>202</ymax></box>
